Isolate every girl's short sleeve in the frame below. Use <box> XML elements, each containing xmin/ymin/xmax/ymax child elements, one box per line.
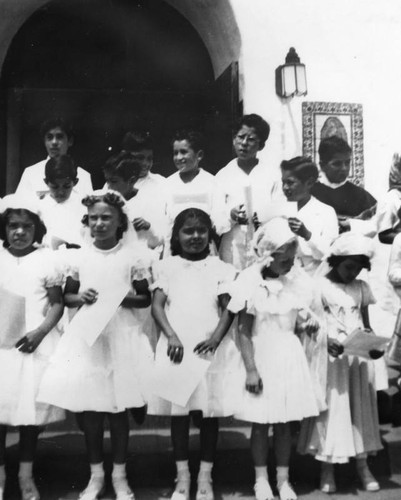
<box><xmin>360</xmin><ymin>279</ymin><xmax>376</xmax><ymax>307</ymax></box>
<box><xmin>41</xmin><ymin>250</ymin><xmax>65</xmax><ymax>288</ymax></box>
<box><xmin>59</xmin><ymin>247</ymin><xmax>81</xmax><ymax>281</ymax></box>
<box><xmin>130</xmin><ymin>249</ymin><xmax>155</xmax><ymax>282</ymax></box>
<box><xmin>149</xmin><ymin>259</ymin><xmax>170</xmax><ymax>295</ymax></box>
<box><xmin>216</xmin><ymin>260</ymin><xmax>237</xmax><ymax>296</ymax></box>
<box><xmin>226</xmin><ymin>267</ymin><xmax>256</xmax><ymax>314</ymax></box>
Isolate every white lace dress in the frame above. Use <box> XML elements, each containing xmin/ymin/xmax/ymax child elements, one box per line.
<box><xmin>0</xmin><ymin>247</ymin><xmax>65</xmax><ymax>425</ymax></box>
<box><xmin>297</xmin><ymin>278</ymin><xmax>383</xmax><ymax>463</ymax></box>
<box><xmin>38</xmin><ymin>243</ymin><xmax>153</xmax><ymax>413</ymax></box>
<box><xmin>227</xmin><ymin>264</ymin><xmax>320</xmax><ymax>424</ymax></box>
<box><xmin>147</xmin><ymin>255</ymin><xmax>239</xmax><ymax>417</ymax></box>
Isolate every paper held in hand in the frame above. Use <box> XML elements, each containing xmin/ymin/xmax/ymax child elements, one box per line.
<box><xmin>150</xmin><ymin>349</ymin><xmax>211</xmax><ymax>407</ymax></box>
<box><xmin>63</xmin><ymin>279</ymin><xmax>130</xmax><ymax>347</ymax></box>
<box><xmin>257</xmin><ymin>201</ymin><xmax>298</xmax><ymax>223</ymax></box>
<box><xmin>342</xmin><ymin>328</ymin><xmax>389</xmax><ymax>359</ymax></box>
<box><xmin>0</xmin><ymin>287</ymin><xmax>26</xmax><ymax>349</ymax></box>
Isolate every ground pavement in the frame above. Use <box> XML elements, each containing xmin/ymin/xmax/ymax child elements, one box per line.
<box><xmin>3</xmin><ymin>414</ymin><xmax>401</xmax><ymax>500</ymax></box>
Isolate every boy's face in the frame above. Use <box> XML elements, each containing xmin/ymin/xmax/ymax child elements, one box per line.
<box><xmin>45</xmin><ymin>177</ymin><xmax>78</xmax><ymax>203</ymax></box>
<box><xmin>173</xmin><ymin>140</ymin><xmax>203</xmax><ymax>174</ymax></box>
<box><xmin>281</xmin><ymin>170</ymin><xmax>313</xmax><ymax>203</ymax></box>
<box><xmin>129</xmin><ymin>149</ymin><xmax>154</xmax><ymax>178</ymax></box>
<box><xmin>104</xmin><ymin>171</ymin><xmax>137</xmax><ymax>199</ymax></box>
<box><xmin>233</xmin><ymin>125</ymin><xmax>261</xmax><ymax>162</ymax></box>
<box><xmin>320</xmin><ymin>152</ymin><xmax>351</xmax><ymax>184</ymax></box>
<box><xmin>44</xmin><ymin>127</ymin><xmax>73</xmax><ymax>159</ymax></box>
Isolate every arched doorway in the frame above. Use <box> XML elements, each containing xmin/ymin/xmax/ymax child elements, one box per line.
<box><xmin>0</xmin><ymin>0</ymin><xmax>241</xmax><ymax>192</ymax></box>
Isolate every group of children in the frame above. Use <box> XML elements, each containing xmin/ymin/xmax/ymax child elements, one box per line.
<box><xmin>0</xmin><ymin>113</ymin><xmax>396</xmax><ymax>500</ymax></box>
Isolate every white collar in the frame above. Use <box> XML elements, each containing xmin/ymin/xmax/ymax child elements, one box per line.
<box><xmin>319</xmin><ymin>172</ymin><xmax>347</xmax><ymax>189</ymax></box>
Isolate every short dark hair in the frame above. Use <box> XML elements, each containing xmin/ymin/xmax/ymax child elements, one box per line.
<box><xmin>45</xmin><ymin>155</ymin><xmax>77</xmax><ymax>182</ymax></box>
<box><xmin>233</xmin><ymin>114</ymin><xmax>270</xmax><ymax>148</ymax></box>
<box><xmin>103</xmin><ymin>152</ymin><xmax>142</xmax><ymax>181</ymax></box>
<box><xmin>318</xmin><ymin>136</ymin><xmax>352</xmax><ymax>164</ymax></box>
<box><xmin>170</xmin><ymin>208</ymin><xmax>215</xmax><ymax>256</ymax></box>
<box><xmin>121</xmin><ymin>130</ymin><xmax>154</xmax><ymax>152</ymax></box>
<box><xmin>81</xmin><ymin>191</ymin><xmax>128</xmax><ymax>241</ymax></box>
<box><xmin>172</xmin><ymin>129</ymin><xmax>204</xmax><ymax>153</ymax></box>
<box><xmin>0</xmin><ymin>209</ymin><xmax>47</xmax><ymax>247</ymax></box>
<box><xmin>40</xmin><ymin>117</ymin><xmax>73</xmax><ymax>139</ymax></box>
<box><xmin>280</xmin><ymin>156</ymin><xmax>319</xmax><ymax>183</ymax></box>
<box><xmin>327</xmin><ymin>254</ymin><xmax>371</xmax><ymax>271</ymax></box>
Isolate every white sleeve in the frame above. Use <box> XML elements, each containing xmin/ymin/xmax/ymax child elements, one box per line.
<box><xmin>349</xmin><ymin>216</ymin><xmax>377</xmax><ymax>237</ymax></box>
<box><xmin>76</xmin><ymin>167</ymin><xmax>93</xmax><ymax>196</ymax></box>
<box><xmin>305</xmin><ymin>206</ymin><xmax>339</xmax><ymax>260</ymax></box>
<box><xmin>388</xmin><ymin>234</ymin><xmax>401</xmax><ymax>298</ymax></box>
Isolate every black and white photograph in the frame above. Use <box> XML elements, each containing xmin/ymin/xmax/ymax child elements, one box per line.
<box><xmin>0</xmin><ymin>1</ymin><xmax>401</xmax><ymax>500</ymax></box>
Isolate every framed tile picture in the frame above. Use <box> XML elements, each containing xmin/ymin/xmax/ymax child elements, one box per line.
<box><xmin>302</xmin><ymin>101</ymin><xmax>364</xmax><ymax>186</ymax></box>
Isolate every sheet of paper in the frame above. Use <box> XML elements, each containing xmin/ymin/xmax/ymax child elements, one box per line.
<box><xmin>63</xmin><ymin>279</ymin><xmax>130</xmax><ymax>347</ymax></box>
<box><xmin>150</xmin><ymin>349</ymin><xmax>211</xmax><ymax>407</ymax></box>
<box><xmin>342</xmin><ymin>328</ymin><xmax>390</xmax><ymax>359</ymax></box>
<box><xmin>258</xmin><ymin>201</ymin><xmax>298</xmax><ymax>222</ymax></box>
<box><xmin>0</xmin><ymin>287</ymin><xmax>26</xmax><ymax>349</ymax></box>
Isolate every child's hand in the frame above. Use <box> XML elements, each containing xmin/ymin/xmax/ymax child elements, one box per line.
<box><xmin>327</xmin><ymin>338</ymin><xmax>344</xmax><ymax>357</ymax></box>
<box><xmin>288</xmin><ymin>217</ymin><xmax>311</xmax><ymax>240</ymax></box>
<box><xmin>167</xmin><ymin>336</ymin><xmax>184</xmax><ymax>364</ymax></box>
<box><xmin>133</xmin><ymin>217</ymin><xmax>151</xmax><ymax>231</ymax></box>
<box><xmin>245</xmin><ymin>369</ymin><xmax>263</xmax><ymax>394</ymax></box>
<box><xmin>252</xmin><ymin>212</ymin><xmax>261</xmax><ymax>231</ymax></box>
<box><xmin>369</xmin><ymin>349</ymin><xmax>385</xmax><ymax>360</ymax></box>
<box><xmin>15</xmin><ymin>329</ymin><xmax>46</xmax><ymax>354</ymax></box>
<box><xmin>231</xmin><ymin>205</ymin><xmax>248</xmax><ymax>225</ymax></box>
<box><xmin>194</xmin><ymin>338</ymin><xmax>220</xmax><ymax>355</ymax></box>
<box><xmin>80</xmin><ymin>288</ymin><xmax>98</xmax><ymax>305</ymax></box>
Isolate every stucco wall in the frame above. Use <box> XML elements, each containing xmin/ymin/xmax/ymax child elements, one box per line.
<box><xmin>231</xmin><ymin>0</ymin><xmax>401</xmax><ymax>199</ymax></box>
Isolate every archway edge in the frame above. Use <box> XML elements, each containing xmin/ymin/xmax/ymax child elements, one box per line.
<box><xmin>0</xmin><ymin>0</ymin><xmax>241</xmax><ymax>81</ymax></box>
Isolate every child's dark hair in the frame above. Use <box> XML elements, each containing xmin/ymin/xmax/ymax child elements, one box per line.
<box><xmin>280</xmin><ymin>156</ymin><xmax>319</xmax><ymax>183</ymax></box>
<box><xmin>327</xmin><ymin>254</ymin><xmax>371</xmax><ymax>271</ymax></box>
<box><xmin>233</xmin><ymin>114</ymin><xmax>270</xmax><ymax>148</ymax></box>
<box><xmin>121</xmin><ymin>130</ymin><xmax>154</xmax><ymax>152</ymax></box>
<box><xmin>40</xmin><ymin>117</ymin><xmax>73</xmax><ymax>139</ymax></box>
<box><xmin>172</xmin><ymin>129</ymin><xmax>204</xmax><ymax>154</ymax></box>
<box><xmin>170</xmin><ymin>208</ymin><xmax>215</xmax><ymax>256</ymax></box>
<box><xmin>0</xmin><ymin>209</ymin><xmax>47</xmax><ymax>248</ymax></box>
<box><xmin>103</xmin><ymin>152</ymin><xmax>142</xmax><ymax>181</ymax></box>
<box><xmin>81</xmin><ymin>191</ymin><xmax>128</xmax><ymax>241</ymax></box>
<box><xmin>45</xmin><ymin>155</ymin><xmax>77</xmax><ymax>182</ymax></box>
<box><xmin>318</xmin><ymin>136</ymin><xmax>352</xmax><ymax>164</ymax></box>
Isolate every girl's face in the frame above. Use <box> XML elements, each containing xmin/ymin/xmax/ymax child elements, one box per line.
<box><xmin>269</xmin><ymin>242</ymin><xmax>297</xmax><ymax>276</ymax></box>
<box><xmin>6</xmin><ymin>211</ymin><xmax>36</xmax><ymax>256</ymax></box>
<box><xmin>173</xmin><ymin>140</ymin><xmax>203</xmax><ymax>174</ymax></box>
<box><xmin>177</xmin><ymin>217</ymin><xmax>209</xmax><ymax>260</ymax></box>
<box><xmin>88</xmin><ymin>201</ymin><xmax>121</xmax><ymax>249</ymax></box>
<box><xmin>335</xmin><ymin>257</ymin><xmax>364</xmax><ymax>284</ymax></box>
<box><xmin>233</xmin><ymin>125</ymin><xmax>261</xmax><ymax>162</ymax></box>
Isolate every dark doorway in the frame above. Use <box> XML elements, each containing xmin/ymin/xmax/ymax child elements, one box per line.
<box><xmin>1</xmin><ymin>0</ymin><xmax>240</xmax><ymax>193</ymax></box>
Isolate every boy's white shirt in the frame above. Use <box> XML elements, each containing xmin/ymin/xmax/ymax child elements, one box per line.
<box><xmin>39</xmin><ymin>191</ymin><xmax>86</xmax><ymax>246</ymax></box>
<box><xmin>165</xmin><ymin>168</ymin><xmax>230</xmax><ymax>235</ymax></box>
<box><xmin>16</xmin><ymin>158</ymin><xmax>93</xmax><ymax>198</ymax></box>
<box><xmin>296</xmin><ymin>196</ymin><xmax>339</xmax><ymax>274</ymax></box>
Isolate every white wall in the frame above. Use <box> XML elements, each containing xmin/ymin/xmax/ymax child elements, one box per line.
<box><xmin>231</xmin><ymin>0</ymin><xmax>401</xmax><ymax>199</ymax></box>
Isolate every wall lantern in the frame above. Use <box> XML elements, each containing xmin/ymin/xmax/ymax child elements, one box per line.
<box><xmin>275</xmin><ymin>47</ymin><xmax>307</xmax><ymax>98</ymax></box>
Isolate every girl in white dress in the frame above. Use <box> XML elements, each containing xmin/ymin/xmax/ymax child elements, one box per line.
<box><xmin>297</xmin><ymin>232</ymin><xmax>383</xmax><ymax>494</ymax></box>
<box><xmin>227</xmin><ymin>217</ymin><xmax>320</xmax><ymax>500</ymax></box>
<box><xmin>38</xmin><ymin>191</ymin><xmax>152</xmax><ymax>500</ymax></box>
<box><xmin>0</xmin><ymin>195</ymin><xmax>65</xmax><ymax>500</ymax></box>
<box><xmin>149</xmin><ymin>208</ymin><xmax>237</xmax><ymax>500</ymax></box>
